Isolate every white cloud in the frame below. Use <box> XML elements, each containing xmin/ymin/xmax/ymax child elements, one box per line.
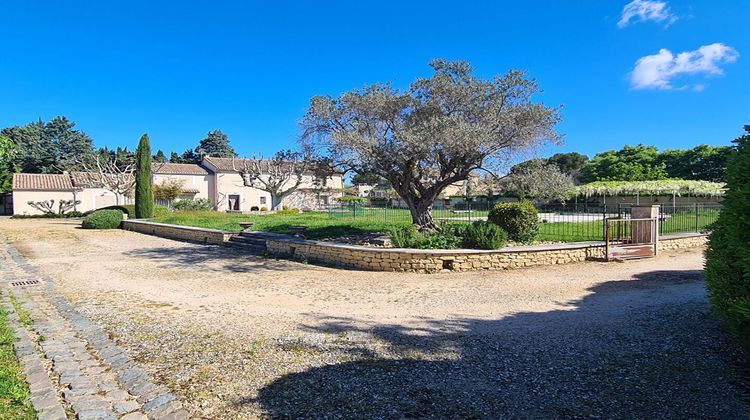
<box><xmin>618</xmin><ymin>0</ymin><xmax>677</xmax><ymax>28</ymax></box>
<box><xmin>629</xmin><ymin>43</ymin><xmax>739</xmax><ymax>90</ymax></box>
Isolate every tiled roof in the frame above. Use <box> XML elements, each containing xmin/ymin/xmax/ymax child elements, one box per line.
<box><xmin>152</xmin><ymin>163</ymin><xmax>208</xmax><ymax>175</ymax></box>
<box><xmin>12</xmin><ymin>173</ymin><xmax>75</xmax><ymax>190</ymax></box>
<box><xmin>181</xmin><ymin>187</ymin><xmax>200</xmax><ymax>194</ymax></box>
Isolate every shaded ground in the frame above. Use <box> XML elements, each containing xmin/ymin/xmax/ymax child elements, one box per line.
<box><xmin>0</xmin><ymin>219</ymin><xmax>747</xmax><ymax>418</ymax></box>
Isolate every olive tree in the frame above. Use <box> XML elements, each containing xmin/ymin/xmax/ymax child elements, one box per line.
<box><xmin>301</xmin><ymin>59</ymin><xmax>561</xmax><ymax>231</ymax></box>
<box><xmin>498</xmin><ymin>160</ymin><xmax>574</xmax><ymax>202</ymax></box>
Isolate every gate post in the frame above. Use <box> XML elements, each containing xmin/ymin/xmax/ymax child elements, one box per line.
<box><xmin>631</xmin><ymin>205</ymin><xmax>660</xmax><ymax>244</ymax></box>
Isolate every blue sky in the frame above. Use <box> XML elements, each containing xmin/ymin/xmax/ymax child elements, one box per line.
<box><xmin>1</xmin><ymin>1</ymin><xmax>748</xmax><ymax>159</ymax></box>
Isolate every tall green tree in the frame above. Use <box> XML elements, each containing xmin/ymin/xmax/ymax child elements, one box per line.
<box><xmin>546</xmin><ymin>152</ymin><xmax>589</xmax><ymax>177</ymax></box>
<box><xmin>705</xmin><ymin>124</ymin><xmax>750</xmax><ymax>348</ymax></box>
<box><xmin>196</xmin><ymin>129</ymin><xmax>236</xmax><ymax>158</ymax></box>
<box><xmin>581</xmin><ymin>144</ymin><xmax>668</xmax><ymax>182</ymax></box>
<box><xmin>1</xmin><ymin>116</ymin><xmax>94</xmax><ymax>173</ymax></box>
<box><xmin>153</xmin><ymin>149</ymin><xmax>167</xmax><ymax>163</ymax></box>
<box><xmin>0</xmin><ymin>135</ymin><xmax>17</xmax><ymax>192</ymax></box>
<box><xmin>135</xmin><ymin>134</ymin><xmax>154</xmax><ymax>218</ymax></box>
<box><xmin>658</xmin><ymin>145</ymin><xmax>732</xmax><ymax>182</ymax></box>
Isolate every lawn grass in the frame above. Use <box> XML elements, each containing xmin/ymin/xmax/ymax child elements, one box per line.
<box><xmin>151</xmin><ymin>208</ymin><xmax>719</xmax><ymax>243</ymax></box>
<box><xmin>0</xmin><ymin>293</ymin><xmax>36</xmax><ymax>420</ymax></box>
<box><xmin>152</xmin><ymin>210</ymin><xmax>413</xmax><ymax>239</ymax></box>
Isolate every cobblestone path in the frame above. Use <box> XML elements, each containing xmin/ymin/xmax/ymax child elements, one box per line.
<box><xmin>0</xmin><ymin>235</ymin><xmax>190</xmax><ymax>420</ymax></box>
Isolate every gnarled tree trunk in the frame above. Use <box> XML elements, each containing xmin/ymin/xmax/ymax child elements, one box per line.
<box><xmin>401</xmin><ymin>193</ymin><xmax>439</xmax><ymax>232</ymax></box>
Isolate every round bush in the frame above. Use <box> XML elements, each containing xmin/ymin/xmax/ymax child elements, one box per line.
<box><xmin>462</xmin><ymin>221</ymin><xmax>508</xmax><ymax>249</ymax></box>
<box><xmin>81</xmin><ymin>209</ymin><xmax>124</xmax><ymax>229</ymax></box>
<box><xmin>487</xmin><ymin>201</ymin><xmax>539</xmax><ymax>244</ymax></box>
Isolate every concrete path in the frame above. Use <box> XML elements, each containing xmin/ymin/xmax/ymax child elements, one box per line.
<box><xmin>0</xmin><ymin>234</ymin><xmax>190</xmax><ymax>419</ymax></box>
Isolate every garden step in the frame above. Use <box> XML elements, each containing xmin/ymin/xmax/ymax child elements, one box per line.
<box><xmin>229</xmin><ymin>236</ymin><xmax>267</xmax><ymax>246</ymax></box>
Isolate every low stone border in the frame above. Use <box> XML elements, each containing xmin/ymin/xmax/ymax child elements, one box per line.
<box><xmin>122</xmin><ymin>220</ymin><xmax>234</xmax><ymax>245</ymax></box>
<box><xmin>120</xmin><ymin>220</ymin><xmax>708</xmax><ymax>272</ymax></box>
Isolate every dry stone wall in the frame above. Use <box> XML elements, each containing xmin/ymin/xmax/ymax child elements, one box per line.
<box><xmin>120</xmin><ymin>220</ymin><xmax>707</xmax><ymax>272</ymax></box>
<box><xmin>121</xmin><ymin>220</ymin><xmax>233</xmax><ymax>245</ymax></box>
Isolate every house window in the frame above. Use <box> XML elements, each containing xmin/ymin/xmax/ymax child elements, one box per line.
<box><xmin>260</xmin><ymin>196</ymin><xmax>267</xmax><ymax>205</ymax></box>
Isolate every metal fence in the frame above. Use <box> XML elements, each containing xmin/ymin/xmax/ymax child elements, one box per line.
<box><xmin>327</xmin><ymin>202</ymin><xmax>722</xmax><ymax>242</ymax></box>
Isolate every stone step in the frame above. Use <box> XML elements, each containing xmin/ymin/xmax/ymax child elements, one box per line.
<box><xmin>230</xmin><ymin>235</ymin><xmax>267</xmax><ymax>246</ymax></box>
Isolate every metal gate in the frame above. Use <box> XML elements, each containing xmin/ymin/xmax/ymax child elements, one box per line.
<box><xmin>604</xmin><ymin>217</ymin><xmax>658</xmax><ymax>261</ymax></box>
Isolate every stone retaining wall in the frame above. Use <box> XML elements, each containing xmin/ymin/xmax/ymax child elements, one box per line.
<box><xmin>121</xmin><ymin>220</ymin><xmax>234</xmax><ymax>245</ymax></box>
<box><xmin>121</xmin><ymin>220</ymin><xmax>707</xmax><ymax>272</ymax></box>
<box><xmin>265</xmin><ymin>233</ymin><xmax>707</xmax><ymax>272</ymax></box>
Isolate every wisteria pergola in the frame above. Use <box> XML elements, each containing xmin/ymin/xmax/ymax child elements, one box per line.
<box><xmin>571</xmin><ymin>180</ymin><xmax>725</xmax><ymax>207</ymax></box>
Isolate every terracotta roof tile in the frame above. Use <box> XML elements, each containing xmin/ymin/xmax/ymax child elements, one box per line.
<box><xmin>152</xmin><ymin>163</ymin><xmax>208</xmax><ymax>175</ymax></box>
<box><xmin>12</xmin><ymin>173</ymin><xmax>75</xmax><ymax>190</ymax></box>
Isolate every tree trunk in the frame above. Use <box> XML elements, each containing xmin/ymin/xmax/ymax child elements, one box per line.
<box><xmin>271</xmin><ymin>195</ymin><xmax>283</xmax><ymax>211</ymax></box>
<box><xmin>406</xmin><ymin>197</ymin><xmax>438</xmax><ymax>232</ymax></box>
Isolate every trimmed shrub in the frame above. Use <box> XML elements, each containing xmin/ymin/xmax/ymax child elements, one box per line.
<box><xmin>462</xmin><ymin>221</ymin><xmax>508</xmax><ymax>250</ymax></box>
<box><xmin>705</xmin><ymin>124</ymin><xmax>750</xmax><ymax>349</ymax></box>
<box><xmin>81</xmin><ymin>210</ymin><xmax>123</xmax><ymax>229</ymax></box>
<box><xmin>388</xmin><ymin>225</ymin><xmax>462</xmax><ymax>249</ymax></box>
<box><xmin>389</xmin><ymin>226</ymin><xmax>423</xmax><ymax>248</ymax></box>
<box><xmin>488</xmin><ymin>201</ymin><xmax>539</xmax><ymax>243</ymax></box>
<box><xmin>12</xmin><ymin>211</ymin><xmax>84</xmax><ymax>219</ymax></box>
<box><xmin>172</xmin><ymin>198</ymin><xmax>213</xmax><ymax>211</ymax></box>
<box><xmin>89</xmin><ymin>204</ymin><xmax>170</xmax><ymax>217</ymax></box>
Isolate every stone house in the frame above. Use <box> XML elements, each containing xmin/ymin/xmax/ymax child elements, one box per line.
<box><xmin>11</xmin><ymin>157</ymin><xmax>344</xmax><ymax>215</ymax></box>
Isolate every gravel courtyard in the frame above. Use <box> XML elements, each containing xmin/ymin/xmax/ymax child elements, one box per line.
<box><xmin>1</xmin><ymin>218</ymin><xmax>748</xmax><ymax>418</ymax></box>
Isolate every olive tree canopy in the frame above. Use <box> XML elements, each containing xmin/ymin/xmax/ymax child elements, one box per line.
<box><xmin>301</xmin><ymin>59</ymin><xmax>561</xmax><ymax>231</ymax></box>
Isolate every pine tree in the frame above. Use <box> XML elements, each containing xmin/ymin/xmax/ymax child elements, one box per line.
<box><xmin>705</xmin><ymin>124</ymin><xmax>750</xmax><ymax>348</ymax></box>
<box><xmin>196</xmin><ymin>129</ymin><xmax>236</xmax><ymax>158</ymax></box>
<box><xmin>153</xmin><ymin>149</ymin><xmax>167</xmax><ymax>163</ymax></box>
<box><xmin>169</xmin><ymin>151</ymin><xmax>182</xmax><ymax>163</ymax></box>
<box><xmin>135</xmin><ymin>134</ymin><xmax>154</xmax><ymax>219</ymax></box>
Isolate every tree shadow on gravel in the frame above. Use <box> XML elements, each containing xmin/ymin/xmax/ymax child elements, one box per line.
<box><xmin>248</xmin><ymin>269</ymin><xmax>749</xmax><ymax>418</ymax></box>
<box><xmin>124</xmin><ymin>245</ymin><xmax>308</xmax><ymax>273</ymax></box>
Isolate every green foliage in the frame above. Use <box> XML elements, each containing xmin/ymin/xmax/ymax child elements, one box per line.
<box><xmin>153</xmin><ymin>179</ymin><xmax>184</xmax><ymax>202</ymax></box>
<box><xmin>705</xmin><ymin>124</ymin><xmax>750</xmax><ymax>349</ymax></box>
<box><xmin>276</xmin><ymin>208</ymin><xmax>301</xmax><ymax>215</ymax></box>
<box><xmin>488</xmin><ymin>201</ymin><xmax>539</xmax><ymax>243</ymax></box>
<box><xmin>1</xmin><ymin>116</ymin><xmax>93</xmax><ymax>174</ymax></box>
<box><xmin>581</xmin><ymin>144</ymin><xmax>669</xmax><ymax>182</ymax></box>
<box><xmin>658</xmin><ymin>145</ymin><xmax>733</xmax><ymax>182</ymax></box>
<box><xmin>135</xmin><ymin>134</ymin><xmax>154</xmax><ymax>219</ymax></box>
<box><xmin>461</xmin><ymin>221</ymin><xmax>508</xmax><ymax>249</ymax></box>
<box><xmin>388</xmin><ymin>226</ymin><xmax>424</xmax><ymax>248</ymax></box>
<box><xmin>81</xmin><ymin>209</ymin><xmax>124</xmax><ymax>229</ymax></box>
<box><xmin>0</xmin><ymin>135</ymin><xmax>17</xmax><ymax>192</ymax></box>
<box><xmin>0</xmin><ymin>296</ymin><xmax>36</xmax><ymax>419</ymax></box>
<box><xmin>546</xmin><ymin>152</ymin><xmax>589</xmax><ymax>175</ymax></box>
<box><xmin>351</xmin><ymin>172</ymin><xmax>382</xmax><ymax>185</ymax></box>
<box><xmin>388</xmin><ymin>225</ymin><xmax>462</xmax><ymax>249</ymax></box>
<box><xmin>11</xmin><ymin>212</ymin><xmax>83</xmax><ymax>219</ymax></box>
<box><xmin>196</xmin><ymin>129</ymin><xmax>236</xmax><ymax>158</ymax></box>
<box><xmin>94</xmin><ymin>204</ymin><xmax>169</xmax><ymax>217</ymax></box>
<box><xmin>153</xmin><ymin>149</ymin><xmax>167</xmax><ymax>163</ymax></box>
<box><xmin>172</xmin><ymin>198</ymin><xmax>213</xmax><ymax>211</ymax></box>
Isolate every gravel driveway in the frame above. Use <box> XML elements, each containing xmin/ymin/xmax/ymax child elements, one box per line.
<box><xmin>0</xmin><ymin>219</ymin><xmax>747</xmax><ymax>418</ymax></box>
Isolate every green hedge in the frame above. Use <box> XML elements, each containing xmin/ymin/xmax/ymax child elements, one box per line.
<box><xmin>81</xmin><ymin>209</ymin><xmax>124</xmax><ymax>229</ymax></box>
<box><xmin>488</xmin><ymin>201</ymin><xmax>539</xmax><ymax>244</ymax></box>
<box><xmin>87</xmin><ymin>204</ymin><xmax>170</xmax><ymax>217</ymax></box>
<box><xmin>705</xmin><ymin>124</ymin><xmax>750</xmax><ymax>349</ymax></box>
<box><xmin>461</xmin><ymin>221</ymin><xmax>508</xmax><ymax>250</ymax></box>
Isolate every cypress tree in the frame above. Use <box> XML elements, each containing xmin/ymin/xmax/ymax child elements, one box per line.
<box><xmin>135</xmin><ymin>133</ymin><xmax>154</xmax><ymax>219</ymax></box>
<box><xmin>705</xmin><ymin>124</ymin><xmax>750</xmax><ymax>348</ymax></box>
